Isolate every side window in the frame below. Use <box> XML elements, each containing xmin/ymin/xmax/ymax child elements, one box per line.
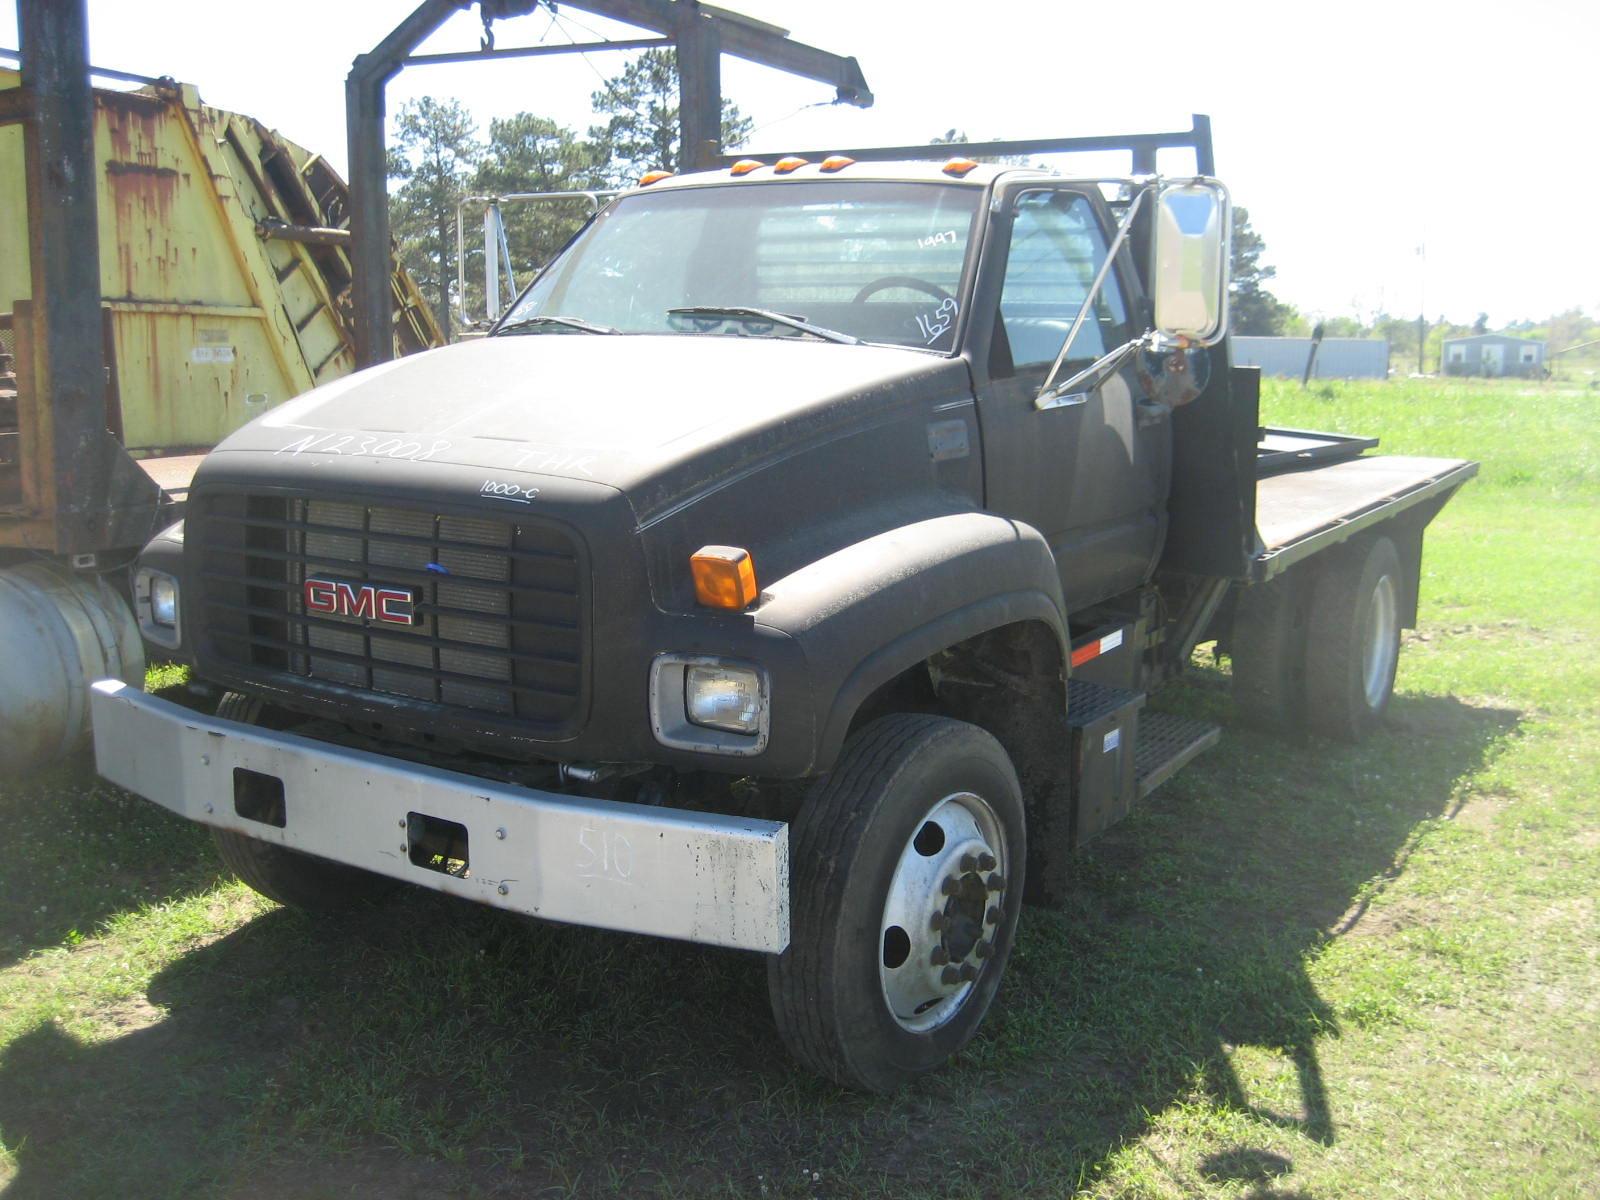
<box><xmin>994</xmin><ymin>190</ymin><xmax>1130</xmax><ymax>375</ymax></box>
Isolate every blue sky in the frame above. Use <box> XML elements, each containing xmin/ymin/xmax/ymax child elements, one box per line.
<box><xmin>4</xmin><ymin>0</ymin><xmax>1595</xmax><ymax>325</ymax></box>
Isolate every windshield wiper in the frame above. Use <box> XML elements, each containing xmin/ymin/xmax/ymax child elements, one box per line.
<box><xmin>495</xmin><ymin>314</ymin><xmax>618</xmax><ymax>336</ymax></box>
<box><xmin>668</xmin><ymin>306</ymin><xmax>860</xmax><ymax>345</ymax></box>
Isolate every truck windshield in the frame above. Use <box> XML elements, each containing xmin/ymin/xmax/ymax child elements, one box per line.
<box><xmin>497</xmin><ymin>181</ymin><xmax>982</xmax><ymax>352</ymax></box>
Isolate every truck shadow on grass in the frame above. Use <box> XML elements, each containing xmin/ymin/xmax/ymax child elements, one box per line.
<box><xmin>0</xmin><ymin>685</ymin><xmax>1520</xmax><ymax>1199</ymax></box>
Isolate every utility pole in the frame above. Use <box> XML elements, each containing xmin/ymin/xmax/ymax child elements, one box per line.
<box><xmin>1416</xmin><ymin>240</ymin><xmax>1427</xmax><ymax>375</ymax></box>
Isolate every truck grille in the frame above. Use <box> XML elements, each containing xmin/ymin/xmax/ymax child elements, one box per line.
<box><xmin>196</xmin><ymin>493</ymin><xmax>584</xmax><ymax>728</ymax></box>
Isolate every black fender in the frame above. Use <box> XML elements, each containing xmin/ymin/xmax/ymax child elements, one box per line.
<box><xmin>753</xmin><ymin>511</ymin><xmax>1068</xmax><ymax>772</ymax></box>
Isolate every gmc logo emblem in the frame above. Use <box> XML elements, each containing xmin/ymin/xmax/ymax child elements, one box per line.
<box><xmin>304</xmin><ymin>578</ymin><xmax>417</xmax><ymax>626</ymax></box>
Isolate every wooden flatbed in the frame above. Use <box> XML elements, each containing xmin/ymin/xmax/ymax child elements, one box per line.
<box><xmin>1252</xmin><ymin>454</ymin><xmax>1478</xmax><ymax>580</ymax></box>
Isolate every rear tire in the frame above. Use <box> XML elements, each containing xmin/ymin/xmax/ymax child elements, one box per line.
<box><xmin>210</xmin><ymin>692</ymin><xmax>396</xmax><ymax>913</ymax></box>
<box><xmin>1304</xmin><ymin>535</ymin><xmax>1403</xmax><ymax>741</ymax></box>
<box><xmin>768</xmin><ymin>714</ymin><xmax>1026</xmax><ymax>1092</ymax></box>
<box><xmin>1230</xmin><ymin>572</ymin><xmax>1309</xmax><ymax>733</ymax></box>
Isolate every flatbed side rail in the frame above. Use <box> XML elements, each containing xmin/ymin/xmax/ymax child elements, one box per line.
<box><xmin>1251</xmin><ymin>458</ymin><xmax>1479</xmax><ymax>582</ymax></box>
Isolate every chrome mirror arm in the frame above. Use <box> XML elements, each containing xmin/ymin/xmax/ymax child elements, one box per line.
<box><xmin>1034</xmin><ymin>333</ymin><xmax>1152</xmax><ymax>411</ymax></box>
<box><xmin>1036</xmin><ymin>185</ymin><xmax>1150</xmax><ymax>403</ymax></box>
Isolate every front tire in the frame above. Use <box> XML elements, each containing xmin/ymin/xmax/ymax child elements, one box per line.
<box><xmin>768</xmin><ymin>714</ymin><xmax>1026</xmax><ymax>1092</ymax></box>
<box><xmin>210</xmin><ymin>692</ymin><xmax>396</xmax><ymax>913</ymax></box>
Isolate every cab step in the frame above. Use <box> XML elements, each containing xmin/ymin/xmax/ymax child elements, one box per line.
<box><xmin>1135</xmin><ymin>711</ymin><xmax>1221</xmax><ymax>798</ymax></box>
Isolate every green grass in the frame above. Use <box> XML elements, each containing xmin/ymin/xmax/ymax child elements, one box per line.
<box><xmin>1</xmin><ymin>375</ymin><xmax>1596</xmax><ymax>1197</ymax></box>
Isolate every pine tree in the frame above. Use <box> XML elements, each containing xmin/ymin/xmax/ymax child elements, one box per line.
<box><xmin>388</xmin><ymin>98</ymin><xmax>479</xmax><ymax>336</ymax></box>
<box><xmin>1228</xmin><ymin>206</ymin><xmax>1294</xmax><ymax>336</ymax></box>
<box><xmin>471</xmin><ymin>114</ymin><xmax>606</xmax><ymax>304</ymax></box>
<box><xmin>588</xmin><ymin>48</ymin><xmax>752</xmax><ymax>186</ymax></box>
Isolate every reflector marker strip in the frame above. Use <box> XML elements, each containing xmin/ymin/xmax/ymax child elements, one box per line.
<box><xmin>1070</xmin><ymin>627</ymin><xmax>1126</xmax><ymax>669</ymax></box>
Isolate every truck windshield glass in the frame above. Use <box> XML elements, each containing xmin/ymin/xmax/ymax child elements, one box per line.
<box><xmin>498</xmin><ymin>181</ymin><xmax>982</xmax><ymax>352</ymax></box>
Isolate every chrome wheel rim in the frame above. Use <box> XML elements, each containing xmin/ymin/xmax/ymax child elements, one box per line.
<box><xmin>1362</xmin><ymin>573</ymin><xmax>1399</xmax><ymax>709</ymax></box>
<box><xmin>879</xmin><ymin>790</ymin><xmax>1008</xmax><ymax>1033</ymax></box>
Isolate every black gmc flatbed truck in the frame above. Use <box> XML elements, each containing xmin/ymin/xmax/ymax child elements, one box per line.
<box><xmin>92</xmin><ymin>123</ymin><xmax>1477</xmax><ymax>1091</ymax></box>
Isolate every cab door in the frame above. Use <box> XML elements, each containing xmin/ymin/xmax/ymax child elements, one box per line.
<box><xmin>968</xmin><ymin>182</ymin><xmax>1171</xmax><ymax>612</ymax></box>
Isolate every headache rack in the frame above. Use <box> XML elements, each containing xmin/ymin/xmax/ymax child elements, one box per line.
<box><xmin>718</xmin><ymin>114</ymin><xmax>1216</xmax><ymax>175</ymax></box>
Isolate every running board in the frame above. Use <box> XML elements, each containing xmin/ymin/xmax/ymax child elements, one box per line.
<box><xmin>1135</xmin><ymin>712</ymin><xmax>1221</xmax><ymax>797</ymax></box>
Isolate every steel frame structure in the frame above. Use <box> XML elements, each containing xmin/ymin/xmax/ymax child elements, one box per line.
<box><xmin>347</xmin><ymin>0</ymin><xmax>874</xmax><ymax>366</ymax></box>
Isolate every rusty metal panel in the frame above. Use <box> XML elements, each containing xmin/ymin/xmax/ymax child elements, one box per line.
<box><xmin>0</xmin><ymin>77</ymin><xmax>27</xmax><ymax>314</ymax></box>
<box><xmin>0</xmin><ymin>63</ymin><xmax>444</xmax><ymax>551</ymax></box>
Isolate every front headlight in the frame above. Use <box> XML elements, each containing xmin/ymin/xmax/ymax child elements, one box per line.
<box><xmin>650</xmin><ymin>654</ymin><xmax>770</xmax><ymax>756</ymax></box>
<box><xmin>685</xmin><ymin>664</ymin><xmax>762</xmax><ymax>734</ymax></box>
<box><xmin>149</xmin><ymin>574</ymin><xmax>179</xmax><ymax>628</ymax></box>
<box><xmin>134</xmin><ymin>566</ymin><xmax>182</xmax><ymax>649</ymax></box>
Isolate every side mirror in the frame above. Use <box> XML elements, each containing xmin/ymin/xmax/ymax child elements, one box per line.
<box><xmin>1151</xmin><ymin>181</ymin><xmax>1231</xmax><ymax>346</ymax></box>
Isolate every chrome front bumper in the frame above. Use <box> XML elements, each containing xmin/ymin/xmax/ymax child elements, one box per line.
<box><xmin>89</xmin><ymin>681</ymin><xmax>789</xmax><ymax>952</ymax></box>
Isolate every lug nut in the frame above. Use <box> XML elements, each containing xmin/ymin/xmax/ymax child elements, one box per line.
<box><xmin>931</xmin><ymin>946</ymin><xmax>950</xmax><ymax>966</ymax></box>
<box><xmin>976</xmin><ymin>940</ymin><xmax>993</xmax><ymax>960</ymax></box>
<box><xmin>986</xmin><ymin>873</ymin><xmax>1006</xmax><ymax>892</ymax></box>
<box><xmin>941</xmin><ymin>966</ymin><xmax>961</xmax><ymax>986</ymax></box>
<box><xmin>930</xmin><ymin>911</ymin><xmax>947</xmax><ymax>931</ymax></box>
<box><xmin>986</xmin><ymin>905</ymin><xmax>1002</xmax><ymax>926</ymax></box>
<box><xmin>960</xmin><ymin>853</ymin><xmax>979</xmax><ymax>872</ymax></box>
<box><xmin>979</xmin><ymin>852</ymin><xmax>998</xmax><ymax>872</ymax></box>
<box><xmin>959</xmin><ymin>963</ymin><xmax>979</xmax><ymax>982</ymax></box>
<box><xmin>941</xmin><ymin>876</ymin><xmax>961</xmax><ymax>896</ymax></box>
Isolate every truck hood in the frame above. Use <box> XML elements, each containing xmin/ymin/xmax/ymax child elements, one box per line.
<box><xmin>209</xmin><ymin>334</ymin><xmax>968</xmax><ymax>521</ymax></box>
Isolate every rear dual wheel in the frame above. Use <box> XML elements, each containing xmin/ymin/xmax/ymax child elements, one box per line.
<box><xmin>1304</xmin><ymin>534</ymin><xmax>1403</xmax><ymax>740</ymax></box>
<box><xmin>1231</xmin><ymin>533</ymin><xmax>1404</xmax><ymax>741</ymax></box>
<box><xmin>769</xmin><ymin>714</ymin><xmax>1026</xmax><ymax>1092</ymax></box>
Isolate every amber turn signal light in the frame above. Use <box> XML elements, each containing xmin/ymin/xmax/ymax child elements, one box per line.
<box><xmin>691</xmin><ymin>546</ymin><xmax>759</xmax><ymax>609</ymax></box>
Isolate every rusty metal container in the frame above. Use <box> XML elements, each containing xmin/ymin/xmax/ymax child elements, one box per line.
<box><xmin>1</xmin><ymin>65</ymin><xmax>441</xmax><ymax>468</ymax></box>
<box><xmin>0</xmin><ymin>61</ymin><xmax>442</xmax><ymax>771</ymax></box>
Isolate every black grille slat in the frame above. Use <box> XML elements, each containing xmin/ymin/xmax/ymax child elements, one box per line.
<box><xmin>201</xmin><ymin>509</ymin><xmax>578</xmax><ymax>563</ymax></box>
<box><xmin>197</xmin><ymin>571</ymin><xmax>580</xmax><ymax>632</ymax></box>
<box><xmin>200</xmin><ymin>599</ymin><xmax>581</xmax><ymax>668</ymax></box>
<box><xmin>205</xmin><ymin>628</ymin><xmax>580</xmax><ymax>697</ymax></box>
<box><xmin>196</xmin><ymin>547</ymin><xmax>577</xmax><ymax>599</ymax></box>
<box><xmin>196</xmin><ymin>493</ymin><xmax>585</xmax><ymax>726</ymax></box>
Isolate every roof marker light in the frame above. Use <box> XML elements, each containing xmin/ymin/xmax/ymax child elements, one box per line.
<box><xmin>773</xmin><ymin>156</ymin><xmax>809</xmax><ymax>174</ymax></box>
<box><xmin>819</xmin><ymin>155</ymin><xmax>856</xmax><ymax>172</ymax></box>
<box><xmin>638</xmin><ymin>169</ymin><xmax>674</xmax><ymax>186</ymax></box>
<box><xmin>942</xmin><ymin>158</ymin><xmax>980</xmax><ymax>177</ymax></box>
<box><xmin>729</xmin><ymin>159</ymin><xmax>765</xmax><ymax>176</ymax></box>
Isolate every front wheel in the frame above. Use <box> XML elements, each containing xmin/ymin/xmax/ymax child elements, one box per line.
<box><xmin>768</xmin><ymin>714</ymin><xmax>1026</xmax><ymax>1092</ymax></box>
<box><xmin>210</xmin><ymin>692</ymin><xmax>397</xmax><ymax>913</ymax></box>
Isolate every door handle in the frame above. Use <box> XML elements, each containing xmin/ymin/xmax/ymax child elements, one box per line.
<box><xmin>1035</xmin><ymin>390</ymin><xmax>1090</xmax><ymax>412</ymax></box>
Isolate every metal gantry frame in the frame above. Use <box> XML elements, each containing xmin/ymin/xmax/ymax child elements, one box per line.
<box><xmin>347</xmin><ymin>0</ymin><xmax>874</xmax><ymax>366</ymax></box>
